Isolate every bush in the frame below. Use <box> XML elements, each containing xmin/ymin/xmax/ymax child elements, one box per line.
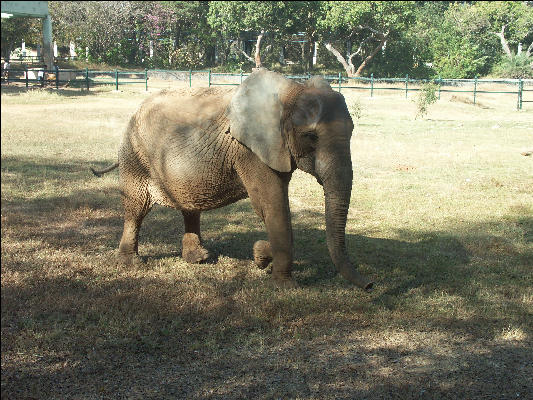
<box><xmin>348</xmin><ymin>98</ymin><xmax>364</xmax><ymax>122</ymax></box>
<box><xmin>491</xmin><ymin>54</ymin><xmax>533</xmax><ymax>79</ymax></box>
<box><xmin>414</xmin><ymin>82</ymin><xmax>438</xmax><ymax>119</ymax></box>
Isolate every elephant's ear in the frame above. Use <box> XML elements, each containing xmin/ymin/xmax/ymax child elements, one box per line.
<box><xmin>229</xmin><ymin>69</ymin><xmax>292</xmax><ymax>172</ymax></box>
<box><xmin>306</xmin><ymin>76</ymin><xmax>332</xmax><ymax>91</ymax></box>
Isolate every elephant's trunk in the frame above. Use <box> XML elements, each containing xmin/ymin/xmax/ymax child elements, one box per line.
<box><xmin>320</xmin><ymin>160</ymin><xmax>374</xmax><ymax>291</ymax></box>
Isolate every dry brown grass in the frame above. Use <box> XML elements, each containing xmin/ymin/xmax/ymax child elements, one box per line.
<box><xmin>1</xmin><ymin>82</ymin><xmax>532</xmax><ymax>399</ymax></box>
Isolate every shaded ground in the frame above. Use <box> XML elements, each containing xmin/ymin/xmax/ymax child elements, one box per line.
<box><xmin>1</xmin><ymin>85</ymin><xmax>532</xmax><ymax>399</ymax></box>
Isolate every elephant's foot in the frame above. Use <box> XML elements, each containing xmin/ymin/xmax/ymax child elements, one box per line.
<box><xmin>253</xmin><ymin>240</ymin><xmax>273</xmax><ymax>269</ymax></box>
<box><xmin>272</xmin><ymin>275</ymin><xmax>299</xmax><ymax>289</ymax></box>
<box><xmin>182</xmin><ymin>233</ymin><xmax>209</xmax><ymax>264</ymax></box>
<box><xmin>117</xmin><ymin>252</ymin><xmax>143</xmax><ymax>266</ymax></box>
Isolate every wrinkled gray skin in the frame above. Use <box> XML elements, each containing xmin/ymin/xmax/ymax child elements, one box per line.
<box><xmin>95</xmin><ymin>70</ymin><xmax>373</xmax><ymax>290</ymax></box>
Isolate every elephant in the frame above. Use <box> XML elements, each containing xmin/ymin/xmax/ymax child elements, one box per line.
<box><xmin>92</xmin><ymin>69</ymin><xmax>373</xmax><ymax>290</ymax></box>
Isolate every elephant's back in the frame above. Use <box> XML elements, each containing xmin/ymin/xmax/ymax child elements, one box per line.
<box><xmin>125</xmin><ymin>86</ymin><xmax>247</xmax><ymax>210</ymax></box>
<box><xmin>137</xmin><ymin>87</ymin><xmax>235</xmax><ymax>125</ymax></box>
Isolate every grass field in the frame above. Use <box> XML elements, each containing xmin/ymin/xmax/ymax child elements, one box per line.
<box><xmin>1</xmin><ymin>82</ymin><xmax>532</xmax><ymax>399</ymax></box>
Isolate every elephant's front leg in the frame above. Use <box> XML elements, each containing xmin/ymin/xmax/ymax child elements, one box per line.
<box><xmin>181</xmin><ymin>210</ymin><xmax>210</xmax><ymax>263</ymax></box>
<box><xmin>242</xmin><ymin>170</ymin><xmax>296</xmax><ymax>288</ymax></box>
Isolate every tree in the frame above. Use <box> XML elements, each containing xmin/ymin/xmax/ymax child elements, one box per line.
<box><xmin>208</xmin><ymin>2</ymin><xmax>292</xmax><ymax>68</ymax></box>
<box><xmin>283</xmin><ymin>1</ymin><xmax>324</xmax><ymax>71</ymax></box>
<box><xmin>1</xmin><ymin>16</ymin><xmax>41</xmax><ymax>61</ymax></box>
<box><xmin>318</xmin><ymin>1</ymin><xmax>416</xmax><ymax>76</ymax></box>
<box><xmin>474</xmin><ymin>1</ymin><xmax>533</xmax><ymax>58</ymax></box>
<box><xmin>161</xmin><ymin>1</ymin><xmax>213</xmax><ymax>67</ymax></box>
<box><xmin>49</xmin><ymin>1</ymin><xmax>138</xmax><ymax>64</ymax></box>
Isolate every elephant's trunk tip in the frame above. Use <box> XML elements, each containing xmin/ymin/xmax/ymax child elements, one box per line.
<box><xmin>339</xmin><ymin>265</ymin><xmax>374</xmax><ymax>292</ymax></box>
<box><xmin>354</xmin><ymin>276</ymin><xmax>374</xmax><ymax>292</ymax></box>
<box><xmin>363</xmin><ymin>280</ymin><xmax>374</xmax><ymax>292</ymax></box>
<box><xmin>90</xmin><ymin>167</ymin><xmax>103</xmax><ymax>177</ymax></box>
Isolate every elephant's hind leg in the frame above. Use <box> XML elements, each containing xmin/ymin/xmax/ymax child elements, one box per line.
<box><xmin>118</xmin><ymin>182</ymin><xmax>152</xmax><ymax>265</ymax></box>
<box><xmin>181</xmin><ymin>211</ymin><xmax>209</xmax><ymax>263</ymax></box>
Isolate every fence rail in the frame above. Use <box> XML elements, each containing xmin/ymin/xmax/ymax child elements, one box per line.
<box><xmin>4</xmin><ymin>55</ymin><xmax>44</xmax><ymax>65</ymax></box>
<box><xmin>1</xmin><ymin>67</ymin><xmax>530</xmax><ymax>110</ymax></box>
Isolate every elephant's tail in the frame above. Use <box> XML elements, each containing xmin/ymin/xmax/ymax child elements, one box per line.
<box><xmin>90</xmin><ymin>162</ymin><xmax>119</xmax><ymax>177</ymax></box>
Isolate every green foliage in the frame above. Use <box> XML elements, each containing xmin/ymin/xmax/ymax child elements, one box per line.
<box><xmin>207</xmin><ymin>2</ymin><xmax>292</xmax><ymax>36</ymax></box>
<box><xmin>348</xmin><ymin>98</ymin><xmax>364</xmax><ymax>121</ymax></box>
<box><xmin>426</xmin><ymin>2</ymin><xmax>500</xmax><ymax>78</ymax></box>
<box><xmin>317</xmin><ymin>1</ymin><xmax>417</xmax><ymax>76</ymax></box>
<box><xmin>491</xmin><ymin>54</ymin><xmax>533</xmax><ymax>79</ymax></box>
<box><xmin>365</xmin><ymin>35</ymin><xmax>434</xmax><ymax>78</ymax></box>
<box><xmin>42</xmin><ymin>1</ymin><xmax>533</xmax><ymax>78</ymax></box>
<box><xmin>1</xmin><ymin>17</ymin><xmax>41</xmax><ymax>60</ymax></box>
<box><xmin>473</xmin><ymin>1</ymin><xmax>533</xmax><ymax>51</ymax></box>
<box><xmin>414</xmin><ymin>82</ymin><xmax>438</xmax><ymax>119</ymax></box>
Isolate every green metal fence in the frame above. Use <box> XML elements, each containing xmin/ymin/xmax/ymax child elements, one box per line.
<box><xmin>326</xmin><ymin>74</ymin><xmax>529</xmax><ymax>110</ymax></box>
<box><xmin>1</xmin><ymin>66</ymin><xmax>530</xmax><ymax>110</ymax></box>
<box><xmin>1</xmin><ymin>67</ymin><xmax>148</xmax><ymax>91</ymax></box>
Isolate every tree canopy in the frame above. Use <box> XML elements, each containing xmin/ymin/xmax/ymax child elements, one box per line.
<box><xmin>5</xmin><ymin>1</ymin><xmax>529</xmax><ymax>78</ymax></box>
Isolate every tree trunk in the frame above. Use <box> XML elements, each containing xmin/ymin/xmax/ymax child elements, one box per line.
<box><xmin>324</xmin><ymin>42</ymin><xmax>354</xmax><ymax>76</ymax></box>
<box><xmin>254</xmin><ymin>30</ymin><xmax>265</xmax><ymax>68</ymax></box>
<box><xmin>239</xmin><ymin>48</ymin><xmax>254</xmax><ymax>64</ymax></box>
<box><xmin>495</xmin><ymin>25</ymin><xmax>512</xmax><ymax>58</ymax></box>
<box><xmin>353</xmin><ymin>35</ymin><xmax>388</xmax><ymax>77</ymax></box>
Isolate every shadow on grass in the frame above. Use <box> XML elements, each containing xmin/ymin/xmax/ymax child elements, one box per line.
<box><xmin>2</xmin><ymin>258</ymin><xmax>532</xmax><ymax>399</ymax></box>
<box><xmin>2</xmin><ymin>155</ymin><xmax>533</xmax><ymax>399</ymax></box>
<box><xmin>1</xmin><ymin>83</ymin><xmax>98</xmax><ymax>97</ymax></box>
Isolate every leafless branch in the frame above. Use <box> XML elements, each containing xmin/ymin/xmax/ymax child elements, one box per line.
<box><xmin>351</xmin><ymin>34</ymin><xmax>376</xmax><ymax>58</ymax></box>
<box><xmin>239</xmin><ymin>49</ymin><xmax>254</xmax><ymax>63</ymax></box>
<box><xmin>526</xmin><ymin>41</ymin><xmax>533</xmax><ymax>58</ymax></box>
<box><xmin>254</xmin><ymin>30</ymin><xmax>265</xmax><ymax>68</ymax></box>
<box><xmin>493</xmin><ymin>25</ymin><xmax>512</xmax><ymax>57</ymax></box>
<box><xmin>324</xmin><ymin>42</ymin><xmax>353</xmax><ymax>75</ymax></box>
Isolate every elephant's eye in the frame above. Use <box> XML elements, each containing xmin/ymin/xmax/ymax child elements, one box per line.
<box><xmin>302</xmin><ymin>131</ymin><xmax>318</xmax><ymax>141</ymax></box>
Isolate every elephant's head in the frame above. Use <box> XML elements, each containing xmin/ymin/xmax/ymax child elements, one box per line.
<box><xmin>230</xmin><ymin>69</ymin><xmax>373</xmax><ymax>290</ymax></box>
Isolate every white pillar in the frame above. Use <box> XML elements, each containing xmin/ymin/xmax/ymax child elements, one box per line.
<box><xmin>85</xmin><ymin>47</ymin><xmax>89</xmax><ymax>61</ymax></box>
<box><xmin>312</xmin><ymin>42</ymin><xmax>318</xmax><ymax>65</ymax></box>
<box><xmin>42</xmin><ymin>15</ymin><xmax>54</xmax><ymax>68</ymax></box>
<box><xmin>149</xmin><ymin>40</ymin><xmax>154</xmax><ymax>58</ymax></box>
<box><xmin>53</xmin><ymin>41</ymin><xmax>57</xmax><ymax>57</ymax></box>
<box><xmin>22</xmin><ymin>40</ymin><xmax>26</xmax><ymax>56</ymax></box>
<box><xmin>69</xmin><ymin>41</ymin><xmax>76</xmax><ymax>58</ymax></box>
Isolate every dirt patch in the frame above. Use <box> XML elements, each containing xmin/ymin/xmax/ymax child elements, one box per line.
<box><xmin>450</xmin><ymin>94</ymin><xmax>491</xmax><ymax>109</ymax></box>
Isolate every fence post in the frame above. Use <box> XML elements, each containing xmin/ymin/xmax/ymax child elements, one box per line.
<box><xmin>371</xmin><ymin>73</ymin><xmax>374</xmax><ymax>97</ymax></box>
<box><xmin>338</xmin><ymin>72</ymin><xmax>342</xmax><ymax>92</ymax></box>
<box><xmin>85</xmin><ymin>68</ymin><xmax>89</xmax><ymax>90</ymax></box>
<box><xmin>240</xmin><ymin>70</ymin><xmax>243</xmax><ymax>84</ymax></box>
<box><xmin>25</xmin><ymin>66</ymin><xmax>28</xmax><ymax>88</ymax></box>
<box><xmin>208</xmin><ymin>69</ymin><xmax>211</xmax><ymax>87</ymax></box>
<box><xmin>516</xmin><ymin>78</ymin><xmax>524</xmax><ymax>110</ymax></box>
<box><xmin>55</xmin><ymin>65</ymin><xmax>59</xmax><ymax>89</ymax></box>
<box><xmin>145</xmin><ymin>68</ymin><xmax>148</xmax><ymax>91</ymax></box>
<box><xmin>405</xmin><ymin>74</ymin><xmax>409</xmax><ymax>98</ymax></box>
<box><xmin>473</xmin><ymin>75</ymin><xmax>478</xmax><ymax>105</ymax></box>
<box><xmin>115</xmin><ymin>69</ymin><xmax>119</xmax><ymax>90</ymax></box>
<box><xmin>438</xmin><ymin>76</ymin><xmax>441</xmax><ymax>100</ymax></box>
<box><xmin>189</xmin><ymin>68</ymin><xmax>192</xmax><ymax>87</ymax></box>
